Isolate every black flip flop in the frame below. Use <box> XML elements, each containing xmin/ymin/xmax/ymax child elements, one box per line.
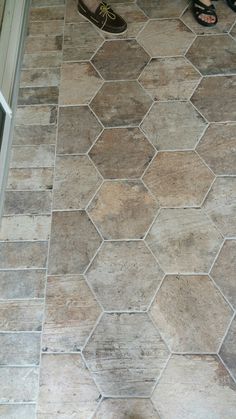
<box><xmin>226</xmin><ymin>0</ymin><xmax>236</xmax><ymax>12</ymax></box>
<box><xmin>192</xmin><ymin>0</ymin><xmax>218</xmax><ymax>27</ymax></box>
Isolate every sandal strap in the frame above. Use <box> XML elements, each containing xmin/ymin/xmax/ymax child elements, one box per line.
<box><xmin>193</xmin><ymin>0</ymin><xmax>216</xmax><ymax>14</ymax></box>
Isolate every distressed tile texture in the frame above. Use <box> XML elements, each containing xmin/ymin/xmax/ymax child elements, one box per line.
<box><xmin>1</xmin><ymin>0</ymin><xmax>236</xmax><ymax>415</ymax></box>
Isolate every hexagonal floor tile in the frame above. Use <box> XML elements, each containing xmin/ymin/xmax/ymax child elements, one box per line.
<box><xmin>141</xmin><ymin>101</ymin><xmax>207</xmax><ymax>151</ymax></box>
<box><xmin>88</xmin><ymin>180</ymin><xmax>158</xmax><ymax>239</ymax></box>
<box><xmin>152</xmin><ymin>355</ymin><xmax>236</xmax><ymax>419</ymax></box>
<box><xmin>38</xmin><ymin>354</ymin><xmax>100</xmax><ymax>418</ymax></box>
<box><xmin>103</xmin><ymin>3</ymin><xmax>148</xmax><ymax>40</ymax></box>
<box><xmin>143</xmin><ymin>151</ymin><xmax>214</xmax><ymax>207</ymax></box>
<box><xmin>94</xmin><ymin>399</ymin><xmax>160</xmax><ymax>419</ymax></box>
<box><xmin>42</xmin><ymin>275</ymin><xmax>102</xmax><ymax>352</ymax></box>
<box><xmin>150</xmin><ymin>275</ymin><xmax>232</xmax><ymax>352</ymax></box>
<box><xmin>220</xmin><ymin>316</ymin><xmax>236</xmax><ymax>381</ymax></box>
<box><xmin>137</xmin><ymin>19</ymin><xmax>194</xmax><ymax>57</ymax></box>
<box><xmin>191</xmin><ymin>76</ymin><xmax>236</xmax><ymax>122</ymax></box>
<box><xmin>48</xmin><ymin>211</ymin><xmax>102</xmax><ymax>275</ymax></box>
<box><xmin>83</xmin><ymin>313</ymin><xmax>169</xmax><ymax>397</ymax></box>
<box><xmin>89</xmin><ymin>127</ymin><xmax>155</xmax><ymax>179</ymax></box>
<box><xmin>92</xmin><ymin>40</ymin><xmax>150</xmax><ymax>80</ymax></box>
<box><xmin>196</xmin><ymin>123</ymin><xmax>236</xmax><ymax>175</ymax></box>
<box><xmin>146</xmin><ymin>208</ymin><xmax>223</xmax><ymax>273</ymax></box>
<box><xmin>203</xmin><ymin>177</ymin><xmax>236</xmax><ymax>237</ymax></box>
<box><xmin>186</xmin><ymin>35</ymin><xmax>236</xmax><ymax>76</ymax></box>
<box><xmin>139</xmin><ymin>58</ymin><xmax>200</xmax><ymax>101</ymax></box>
<box><xmin>85</xmin><ymin>241</ymin><xmax>164</xmax><ymax>311</ymax></box>
<box><xmin>59</xmin><ymin>62</ymin><xmax>103</xmax><ymax>105</ymax></box>
<box><xmin>53</xmin><ymin>155</ymin><xmax>102</xmax><ymax>210</ymax></box>
<box><xmin>63</xmin><ymin>22</ymin><xmax>104</xmax><ymax>61</ymax></box>
<box><xmin>90</xmin><ymin>81</ymin><xmax>152</xmax><ymax>127</ymax></box>
<box><xmin>210</xmin><ymin>240</ymin><xmax>236</xmax><ymax>309</ymax></box>
<box><xmin>57</xmin><ymin>105</ymin><xmax>102</xmax><ymax>154</ymax></box>
<box><xmin>182</xmin><ymin>1</ymin><xmax>236</xmax><ymax>35</ymax></box>
<box><xmin>137</xmin><ymin>0</ymin><xmax>188</xmax><ymax>18</ymax></box>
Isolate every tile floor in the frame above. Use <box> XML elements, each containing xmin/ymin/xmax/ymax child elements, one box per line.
<box><xmin>0</xmin><ymin>0</ymin><xmax>236</xmax><ymax>417</ymax></box>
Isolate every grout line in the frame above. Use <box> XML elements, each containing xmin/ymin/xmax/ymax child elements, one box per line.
<box><xmin>217</xmin><ymin>311</ymin><xmax>235</xmax><ymax>355</ymax></box>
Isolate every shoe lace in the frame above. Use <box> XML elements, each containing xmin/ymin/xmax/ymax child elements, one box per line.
<box><xmin>99</xmin><ymin>3</ymin><xmax>116</xmax><ymax>29</ymax></box>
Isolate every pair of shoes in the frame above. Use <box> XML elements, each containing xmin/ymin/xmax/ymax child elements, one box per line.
<box><xmin>77</xmin><ymin>0</ymin><xmax>127</xmax><ymax>34</ymax></box>
<box><xmin>193</xmin><ymin>0</ymin><xmax>236</xmax><ymax>27</ymax></box>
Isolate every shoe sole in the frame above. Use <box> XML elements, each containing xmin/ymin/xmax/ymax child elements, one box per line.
<box><xmin>77</xmin><ymin>9</ymin><xmax>128</xmax><ymax>35</ymax></box>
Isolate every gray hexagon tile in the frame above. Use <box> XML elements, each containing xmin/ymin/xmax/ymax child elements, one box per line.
<box><xmin>42</xmin><ymin>275</ymin><xmax>102</xmax><ymax>352</ymax></box>
<box><xmin>57</xmin><ymin>105</ymin><xmax>102</xmax><ymax>154</ymax></box>
<box><xmin>150</xmin><ymin>275</ymin><xmax>233</xmax><ymax>352</ymax></box>
<box><xmin>152</xmin><ymin>355</ymin><xmax>236</xmax><ymax>419</ymax></box>
<box><xmin>220</xmin><ymin>316</ymin><xmax>236</xmax><ymax>381</ymax></box>
<box><xmin>203</xmin><ymin>177</ymin><xmax>236</xmax><ymax>237</ymax></box>
<box><xmin>63</xmin><ymin>22</ymin><xmax>103</xmax><ymax>61</ymax></box>
<box><xmin>210</xmin><ymin>240</ymin><xmax>236</xmax><ymax>309</ymax></box>
<box><xmin>94</xmin><ymin>398</ymin><xmax>160</xmax><ymax>419</ymax></box>
<box><xmin>139</xmin><ymin>58</ymin><xmax>200</xmax><ymax>101</ymax></box>
<box><xmin>90</xmin><ymin>81</ymin><xmax>152</xmax><ymax>127</ymax></box>
<box><xmin>92</xmin><ymin>40</ymin><xmax>150</xmax><ymax>80</ymax></box>
<box><xmin>186</xmin><ymin>34</ymin><xmax>236</xmax><ymax>76</ymax></box>
<box><xmin>48</xmin><ymin>210</ymin><xmax>102</xmax><ymax>275</ymax></box>
<box><xmin>196</xmin><ymin>123</ymin><xmax>236</xmax><ymax>176</ymax></box>
<box><xmin>137</xmin><ymin>19</ymin><xmax>195</xmax><ymax>57</ymax></box>
<box><xmin>191</xmin><ymin>76</ymin><xmax>236</xmax><ymax>122</ymax></box>
<box><xmin>83</xmin><ymin>313</ymin><xmax>169</xmax><ymax>397</ymax></box>
<box><xmin>89</xmin><ymin>127</ymin><xmax>155</xmax><ymax>179</ymax></box>
<box><xmin>141</xmin><ymin>101</ymin><xmax>207</xmax><ymax>151</ymax></box>
<box><xmin>85</xmin><ymin>241</ymin><xmax>164</xmax><ymax>311</ymax></box>
<box><xmin>37</xmin><ymin>354</ymin><xmax>100</xmax><ymax>418</ymax></box>
<box><xmin>53</xmin><ymin>155</ymin><xmax>102</xmax><ymax>210</ymax></box>
<box><xmin>143</xmin><ymin>151</ymin><xmax>214</xmax><ymax>207</ymax></box>
<box><xmin>182</xmin><ymin>1</ymin><xmax>236</xmax><ymax>35</ymax></box>
<box><xmin>87</xmin><ymin>180</ymin><xmax>158</xmax><ymax>239</ymax></box>
<box><xmin>137</xmin><ymin>0</ymin><xmax>188</xmax><ymax>18</ymax></box>
<box><xmin>59</xmin><ymin>62</ymin><xmax>103</xmax><ymax>105</ymax></box>
<box><xmin>146</xmin><ymin>208</ymin><xmax>223</xmax><ymax>273</ymax></box>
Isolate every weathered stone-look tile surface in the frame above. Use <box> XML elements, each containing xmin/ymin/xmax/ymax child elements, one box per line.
<box><xmin>92</xmin><ymin>40</ymin><xmax>149</xmax><ymax>80</ymax></box>
<box><xmin>137</xmin><ymin>19</ymin><xmax>194</xmax><ymax>57</ymax></box>
<box><xmin>7</xmin><ymin>168</ymin><xmax>53</xmax><ymax>191</ymax></box>
<box><xmin>88</xmin><ymin>181</ymin><xmax>158</xmax><ymax>239</ymax></box>
<box><xmin>137</xmin><ymin>0</ymin><xmax>188</xmax><ymax>18</ymax></box>
<box><xmin>4</xmin><ymin>191</ymin><xmax>52</xmax><ymax>215</ymax></box>
<box><xmin>94</xmin><ymin>398</ymin><xmax>160</xmax><ymax>419</ymax></box>
<box><xmin>59</xmin><ymin>62</ymin><xmax>103</xmax><ymax>105</ymax></box>
<box><xmin>37</xmin><ymin>354</ymin><xmax>100</xmax><ymax>418</ymax></box>
<box><xmin>28</xmin><ymin>19</ymin><xmax>64</xmax><ymax>36</ymax></box>
<box><xmin>0</xmin><ymin>405</ymin><xmax>36</xmax><ymax>419</ymax></box>
<box><xmin>146</xmin><ymin>209</ymin><xmax>223</xmax><ymax>273</ymax></box>
<box><xmin>210</xmin><ymin>240</ymin><xmax>236</xmax><ymax>309</ymax></box>
<box><xmin>220</xmin><ymin>317</ymin><xmax>236</xmax><ymax>381</ymax></box>
<box><xmin>15</xmin><ymin>105</ymin><xmax>57</xmax><ymax>126</ymax></box>
<box><xmin>30</xmin><ymin>6</ymin><xmax>64</xmax><ymax>21</ymax></box>
<box><xmin>150</xmin><ymin>275</ymin><xmax>232</xmax><ymax>352</ymax></box>
<box><xmin>57</xmin><ymin>105</ymin><xmax>102</xmax><ymax>154</ymax></box>
<box><xmin>10</xmin><ymin>145</ymin><xmax>55</xmax><ymax>169</ymax></box>
<box><xmin>20</xmin><ymin>68</ymin><xmax>60</xmax><ymax>88</ymax></box>
<box><xmin>25</xmin><ymin>35</ymin><xmax>63</xmax><ymax>54</ymax></box>
<box><xmin>0</xmin><ymin>300</ymin><xmax>43</xmax><ymax>331</ymax></box>
<box><xmin>0</xmin><ymin>367</ymin><xmax>39</xmax><ymax>403</ymax></box>
<box><xmin>203</xmin><ymin>177</ymin><xmax>236</xmax><ymax>237</ymax></box>
<box><xmin>13</xmin><ymin>124</ymin><xmax>56</xmax><ymax>146</ymax></box>
<box><xmin>152</xmin><ymin>355</ymin><xmax>236</xmax><ymax>418</ymax></box>
<box><xmin>0</xmin><ymin>333</ymin><xmax>41</xmax><ymax>365</ymax></box>
<box><xmin>89</xmin><ymin>127</ymin><xmax>155</xmax><ymax>179</ymax></box>
<box><xmin>0</xmin><ymin>242</ymin><xmax>48</xmax><ymax>269</ymax></box>
<box><xmin>0</xmin><ymin>215</ymin><xmax>51</xmax><ymax>241</ymax></box>
<box><xmin>83</xmin><ymin>313</ymin><xmax>169</xmax><ymax>396</ymax></box>
<box><xmin>143</xmin><ymin>151</ymin><xmax>214</xmax><ymax>207</ymax></box>
<box><xmin>139</xmin><ymin>58</ymin><xmax>200</xmax><ymax>101</ymax></box>
<box><xmin>63</xmin><ymin>22</ymin><xmax>103</xmax><ymax>61</ymax></box>
<box><xmin>22</xmin><ymin>51</ymin><xmax>62</xmax><ymax>69</ymax></box>
<box><xmin>86</xmin><ymin>241</ymin><xmax>164</xmax><ymax>311</ymax></box>
<box><xmin>191</xmin><ymin>76</ymin><xmax>236</xmax><ymax>122</ymax></box>
<box><xmin>53</xmin><ymin>155</ymin><xmax>102</xmax><ymax>210</ymax></box>
<box><xmin>197</xmin><ymin>123</ymin><xmax>236</xmax><ymax>175</ymax></box>
<box><xmin>48</xmin><ymin>211</ymin><xmax>102</xmax><ymax>275</ymax></box>
<box><xmin>18</xmin><ymin>86</ymin><xmax>59</xmax><ymax>106</ymax></box>
<box><xmin>186</xmin><ymin>35</ymin><xmax>236</xmax><ymax>75</ymax></box>
<box><xmin>90</xmin><ymin>81</ymin><xmax>152</xmax><ymax>127</ymax></box>
<box><xmin>42</xmin><ymin>275</ymin><xmax>101</xmax><ymax>352</ymax></box>
<box><xmin>0</xmin><ymin>270</ymin><xmax>45</xmax><ymax>299</ymax></box>
<box><xmin>141</xmin><ymin>101</ymin><xmax>207</xmax><ymax>151</ymax></box>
